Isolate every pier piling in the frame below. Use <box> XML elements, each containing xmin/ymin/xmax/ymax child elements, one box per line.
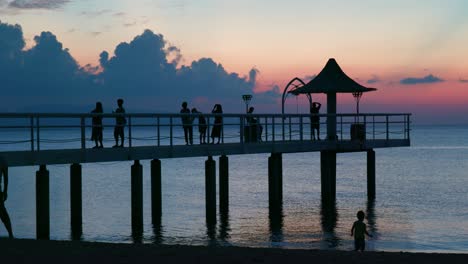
<box><xmin>367</xmin><ymin>149</ymin><xmax>376</xmax><ymax>199</ymax></box>
<box><xmin>36</xmin><ymin>165</ymin><xmax>49</xmax><ymax>240</ymax></box>
<box><xmin>70</xmin><ymin>163</ymin><xmax>82</xmax><ymax>239</ymax></box>
<box><xmin>219</xmin><ymin>155</ymin><xmax>229</xmax><ymax>214</ymax></box>
<box><xmin>151</xmin><ymin>159</ymin><xmax>162</xmax><ymax>223</ymax></box>
<box><xmin>205</xmin><ymin>156</ymin><xmax>216</xmax><ymax>224</ymax></box>
<box><xmin>268</xmin><ymin>153</ymin><xmax>283</xmax><ymax>210</ymax></box>
<box><xmin>320</xmin><ymin>151</ymin><xmax>336</xmax><ymax>206</ymax></box>
<box><xmin>131</xmin><ymin>160</ymin><xmax>143</xmax><ymax>233</ymax></box>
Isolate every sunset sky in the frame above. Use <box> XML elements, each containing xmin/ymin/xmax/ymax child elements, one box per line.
<box><xmin>1</xmin><ymin>0</ymin><xmax>468</xmax><ymax>123</ymax></box>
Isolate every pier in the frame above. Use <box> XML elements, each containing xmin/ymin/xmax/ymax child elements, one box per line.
<box><xmin>0</xmin><ymin>111</ymin><xmax>410</xmax><ymax>239</ymax></box>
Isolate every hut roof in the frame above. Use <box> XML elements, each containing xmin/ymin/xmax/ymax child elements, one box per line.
<box><xmin>290</xmin><ymin>58</ymin><xmax>377</xmax><ymax>94</ymax></box>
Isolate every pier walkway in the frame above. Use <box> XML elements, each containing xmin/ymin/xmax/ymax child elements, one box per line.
<box><xmin>0</xmin><ymin>112</ymin><xmax>410</xmax><ymax>166</ymax></box>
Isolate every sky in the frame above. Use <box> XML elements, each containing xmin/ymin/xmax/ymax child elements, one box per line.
<box><xmin>1</xmin><ymin>0</ymin><xmax>468</xmax><ymax>124</ymax></box>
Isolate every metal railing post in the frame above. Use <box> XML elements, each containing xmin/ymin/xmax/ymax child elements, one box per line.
<box><xmin>386</xmin><ymin>115</ymin><xmax>389</xmax><ymax>141</ymax></box>
<box><xmin>282</xmin><ymin>116</ymin><xmax>285</xmax><ymax>141</ymax></box>
<box><xmin>240</xmin><ymin>116</ymin><xmax>244</xmax><ymax>144</ymax></box>
<box><xmin>265</xmin><ymin>117</ymin><xmax>268</xmax><ymax>142</ymax></box>
<box><xmin>289</xmin><ymin>116</ymin><xmax>292</xmax><ymax>141</ymax></box>
<box><xmin>80</xmin><ymin>117</ymin><xmax>86</xmax><ymax>150</ymax></box>
<box><xmin>170</xmin><ymin>116</ymin><xmax>173</xmax><ymax>146</ymax></box>
<box><xmin>299</xmin><ymin>116</ymin><xmax>303</xmax><ymax>141</ymax></box>
<box><xmin>30</xmin><ymin>116</ymin><xmax>35</xmax><ymax>151</ymax></box>
<box><xmin>128</xmin><ymin>116</ymin><xmax>132</xmax><ymax>148</ymax></box>
<box><xmin>364</xmin><ymin>115</ymin><xmax>367</xmax><ymax>140</ymax></box>
<box><xmin>272</xmin><ymin>117</ymin><xmax>276</xmax><ymax>142</ymax></box>
<box><xmin>36</xmin><ymin>117</ymin><xmax>40</xmax><ymax>151</ymax></box>
<box><xmin>157</xmin><ymin>116</ymin><xmax>160</xmax><ymax>146</ymax></box>
<box><xmin>340</xmin><ymin>115</ymin><xmax>343</xmax><ymax>140</ymax></box>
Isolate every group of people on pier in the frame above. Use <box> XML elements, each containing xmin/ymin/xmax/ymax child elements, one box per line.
<box><xmin>180</xmin><ymin>102</ymin><xmax>223</xmax><ymax>145</ymax></box>
<box><xmin>90</xmin><ymin>99</ymin><xmax>126</xmax><ymax>149</ymax></box>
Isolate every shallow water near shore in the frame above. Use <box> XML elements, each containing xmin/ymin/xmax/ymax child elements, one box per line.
<box><xmin>1</xmin><ymin>125</ymin><xmax>468</xmax><ymax>253</ymax></box>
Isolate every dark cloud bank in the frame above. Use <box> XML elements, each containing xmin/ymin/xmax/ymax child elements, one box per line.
<box><xmin>0</xmin><ymin>21</ymin><xmax>278</xmax><ymax>112</ymax></box>
<box><xmin>400</xmin><ymin>74</ymin><xmax>444</xmax><ymax>85</ymax></box>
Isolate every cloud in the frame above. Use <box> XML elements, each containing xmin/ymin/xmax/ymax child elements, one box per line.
<box><xmin>459</xmin><ymin>79</ymin><xmax>468</xmax><ymax>83</ymax></box>
<box><xmin>8</xmin><ymin>0</ymin><xmax>70</xmax><ymax>9</ymax></box>
<box><xmin>400</xmin><ymin>74</ymin><xmax>444</xmax><ymax>85</ymax></box>
<box><xmin>80</xmin><ymin>9</ymin><xmax>111</xmax><ymax>18</ymax></box>
<box><xmin>367</xmin><ymin>75</ymin><xmax>380</xmax><ymax>84</ymax></box>
<box><xmin>0</xmin><ymin>21</ymin><xmax>278</xmax><ymax>112</ymax></box>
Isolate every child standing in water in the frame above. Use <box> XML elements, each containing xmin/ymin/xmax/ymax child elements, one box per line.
<box><xmin>351</xmin><ymin>210</ymin><xmax>372</xmax><ymax>251</ymax></box>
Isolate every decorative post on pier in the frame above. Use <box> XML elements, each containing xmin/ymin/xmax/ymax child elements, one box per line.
<box><xmin>70</xmin><ymin>163</ymin><xmax>82</xmax><ymax>239</ymax></box>
<box><xmin>131</xmin><ymin>160</ymin><xmax>143</xmax><ymax>233</ymax></box>
<box><xmin>367</xmin><ymin>149</ymin><xmax>376</xmax><ymax>199</ymax></box>
<box><xmin>268</xmin><ymin>153</ymin><xmax>283</xmax><ymax>210</ymax></box>
<box><xmin>219</xmin><ymin>155</ymin><xmax>229</xmax><ymax>214</ymax></box>
<box><xmin>151</xmin><ymin>159</ymin><xmax>162</xmax><ymax>224</ymax></box>
<box><xmin>205</xmin><ymin>156</ymin><xmax>216</xmax><ymax>225</ymax></box>
<box><xmin>36</xmin><ymin>165</ymin><xmax>49</xmax><ymax>240</ymax></box>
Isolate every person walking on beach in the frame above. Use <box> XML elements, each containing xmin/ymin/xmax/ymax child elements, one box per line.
<box><xmin>210</xmin><ymin>104</ymin><xmax>223</xmax><ymax>144</ymax></box>
<box><xmin>192</xmin><ymin>108</ymin><xmax>207</xmax><ymax>144</ymax></box>
<box><xmin>113</xmin><ymin>98</ymin><xmax>126</xmax><ymax>148</ymax></box>
<box><xmin>0</xmin><ymin>157</ymin><xmax>13</xmax><ymax>239</ymax></box>
<box><xmin>351</xmin><ymin>210</ymin><xmax>372</xmax><ymax>251</ymax></box>
<box><xmin>180</xmin><ymin>102</ymin><xmax>193</xmax><ymax>145</ymax></box>
<box><xmin>91</xmin><ymin>102</ymin><xmax>104</xmax><ymax>149</ymax></box>
<box><xmin>310</xmin><ymin>102</ymin><xmax>321</xmax><ymax>140</ymax></box>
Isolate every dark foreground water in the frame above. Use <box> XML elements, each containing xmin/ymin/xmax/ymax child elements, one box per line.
<box><xmin>1</xmin><ymin>125</ymin><xmax>467</xmax><ymax>253</ymax></box>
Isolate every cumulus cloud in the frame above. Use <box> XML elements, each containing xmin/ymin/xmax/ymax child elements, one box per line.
<box><xmin>459</xmin><ymin>79</ymin><xmax>468</xmax><ymax>83</ymax></box>
<box><xmin>0</xmin><ymin>21</ymin><xmax>278</xmax><ymax>112</ymax></box>
<box><xmin>8</xmin><ymin>0</ymin><xmax>70</xmax><ymax>9</ymax></box>
<box><xmin>400</xmin><ymin>74</ymin><xmax>444</xmax><ymax>85</ymax></box>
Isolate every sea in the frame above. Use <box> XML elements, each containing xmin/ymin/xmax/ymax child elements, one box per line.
<box><xmin>1</xmin><ymin>124</ymin><xmax>467</xmax><ymax>253</ymax></box>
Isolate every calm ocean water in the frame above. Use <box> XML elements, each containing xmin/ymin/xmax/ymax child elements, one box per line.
<box><xmin>1</xmin><ymin>125</ymin><xmax>467</xmax><ymax>253</ymax></box>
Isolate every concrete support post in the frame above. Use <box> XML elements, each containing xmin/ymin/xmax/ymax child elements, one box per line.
<box><xmin>151</xmin><ymin>159</ymin><xmax>162</xmax><ymax>223</ymax></box>
<box><xmin>205</xmin><ymin>156</ymin><xmax>216</xmax><ymax>225</ymax></box>
<box><xmin>268</xmin><ymin>153</ymin><xmax>283</xmax><ymax>210</ymax></box>
<box><xmin>219</xmin><ymin>155</ymin><xmax>229</xmax><ymax>214</ymax></box>
<box><xmin>367</xmin><ymin>149</ymin><xmax>376</xmax><ymax>199</ymax></box>
<box><xmin>320</xmin><ymin>151</ymin><xmax>336</xmax><ymax>206</ymax></box>
<box><xmin>70</xmin><ymin>163</ymin><xmax>82</xmax><ymax>239</ymax></box>
<box><xmin>131</xmin><ymin>160</ymin><xmax>143</xmax><ymax>233</ymax></box>
<box><xmin>36</xmin><ymin>165</ymin><xmax>49</xmax><ymax>240</ymax></box>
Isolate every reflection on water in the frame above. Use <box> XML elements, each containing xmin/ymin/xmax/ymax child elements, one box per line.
<box><xmin>219</xmin><ymin>210</ymin><xmax>231</xmax><ymax>241</ymax></box>
<box><xmin>366</xmin><ymin>199</ymin><xmax>377</xmax><ymax>236</ymax></box>
<box><xmin>269</xmin><ymin>204</ymin><xmax>284</xmax><ymax>243</ymax></box>
<box><xmin>152</xmin><ymin>217</ymin><xmax>164</xmax><ymax>244</ymax></box>
<box><xmin>320</xmin><ymin>201</ymin><xmax>340</xmax><ymax>249</ymax></box>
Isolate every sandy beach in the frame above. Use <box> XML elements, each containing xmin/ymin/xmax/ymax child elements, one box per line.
<box><xmin>1</xmin><ymin>239</ymin><xmax>467</xmax><ymax>264</ymax></box>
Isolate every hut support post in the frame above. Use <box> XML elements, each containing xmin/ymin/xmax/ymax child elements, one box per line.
<box><xmin>36</xmin><ymin>165</ymin><xmax>50</xmax><ymax>240</ymax></box>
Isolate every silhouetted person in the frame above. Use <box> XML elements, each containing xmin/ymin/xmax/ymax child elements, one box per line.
<box><xmin>113</xmin><ymin>98</ymin><xmax>126</xmax><ymax>148</ymax></box>
<box><xmin>180</xmin><ymin>102</ymin><xmax>193</xmax><ymax>145</ymax></box>
<box><xmin>351</xmin><ymin>210</ymin><xmax>372</xmax><ymax>252</ymax></box>
<box><xmin>91</xmin><ymin>102</ymin><xmax>104</xmax><ymax>149</ymax></box>
<box><xmin>310</xmin><ymin>102</ymin><xmax>321</xmax><ymax>140</ymax></box>
<box><xmin>210</xmin><ymin>104</ymin><xmax>223</xmax><ymax>144</ymax></box>
<box><xmin>192</xmin><ymin>108</ymin><xmax>207</xmax><ymax>144</ymax></box>
<box><xmin>0</xmin><ymin>157</ymin><xmax>13</xmax><ymax>239</ymax></box>
<box><xmin>246</xmin><ymin>106</ymin><xmax>262</xmax><ymax>142</ymax></box>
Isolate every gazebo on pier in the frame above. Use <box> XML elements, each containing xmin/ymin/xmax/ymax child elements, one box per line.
<box><xmin>282</xmin><ymin>58</ymin><xmax>380</xmax><ymax>205</ymax></box>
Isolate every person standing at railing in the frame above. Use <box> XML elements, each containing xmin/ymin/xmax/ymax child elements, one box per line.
<box><xmin>310</xmin><ymin>102</ymin><xmax>321</xmax><ymax>140</ymax></box>
<box><xmin>246</xmin><ymin>107</ymin><xmax>262</xmax><ymax>142</ymax></box>
<box><xmin>113</xmin><ymin>98</ymin><xmax>126</xmax><ymax>148</ymax></box>
<box><xmin>192</xmin><ymin>108</ymin><xmax>207</xmax><ymax>144</ymax></box>
<box><xmin>0</xmin><ymin>157</ymin><xmax>13</xmax><ymax>239</ymax></box>
<box><xmin>180</xmin><ymin>102</ymin><xmax>193</xmax><ymax>145</ymax></box>
<box><xmin>210</xmin><ymin>104</ymin><xmax>223</xmax><ymax>144</ymax></box>
<box><xmin>91</xmin><ymin>102</ymin><xmax>104</xmax><ymax>149</ymax></box>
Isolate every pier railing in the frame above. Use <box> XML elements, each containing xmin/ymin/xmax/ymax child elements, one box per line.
<box><xmin>0</xmin><ymin>113</ymin><xmax>410</xmax><ymax>152</ymax></box>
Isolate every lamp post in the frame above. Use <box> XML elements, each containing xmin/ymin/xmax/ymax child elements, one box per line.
<box><xmin>242</xmin><ymin>94</ymin><xmax>252</xmax><ymax>113</ymax></box>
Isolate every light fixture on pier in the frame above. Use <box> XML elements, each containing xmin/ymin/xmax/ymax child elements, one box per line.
<box><xmin>242</xmin><ymin>94</ymin><xmax>252</xmax><ymax>113</ymax></box>
<box><xmin>352</xmin><ymin>91</ymin><xmax>363</xmax><ymax>123</ymax></box>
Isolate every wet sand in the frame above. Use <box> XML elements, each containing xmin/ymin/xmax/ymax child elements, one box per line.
<box><xmin>1</xmin><ymin>239</ymin><xmax>467</xmax><ymax>264</ymax></box>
